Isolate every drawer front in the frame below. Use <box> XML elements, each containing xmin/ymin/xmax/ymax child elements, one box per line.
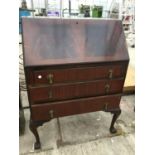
<box><xmin>31</xmin><ymin>95</ymin><xmax>121</xmax><ymax>121</ymax></box>
<box><xmin>33</xmin><ymin>65</ymin><xmax>124</xmax><ymax>85</ymax></box>
<box><xmin>29</xmin><ymin>79</ymin><xmax>124</xmax><ymax>103</ymax></box>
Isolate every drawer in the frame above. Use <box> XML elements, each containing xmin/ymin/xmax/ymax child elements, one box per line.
<box><xmin>31</xmin><ymin>95</ymin><xmax>121</xmax><ymax>121</ymax></box>
<box><xmin>29</xmin><ymin>79</ymin><xmax>124</xmax><ymax>103</ymax></box>
<box><xmin>32</xmin><ymin>65</ymin><xmax>124</xmax><ymax>85</ymax></box>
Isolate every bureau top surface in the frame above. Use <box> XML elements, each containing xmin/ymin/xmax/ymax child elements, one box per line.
<box><xmin>22</xmin><ymin>17</ymin><xmax>129</xmax><ymax>67</ymax></box>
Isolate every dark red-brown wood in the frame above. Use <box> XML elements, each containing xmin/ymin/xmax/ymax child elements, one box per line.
<box><xmin>22</xmin><ymin>18</ymin><xmax>129</xmax><ymax>67</ymax></box>
<box><xmin>25</xmin><ymin>61</ymin><xmax>128</xmax><ymax>86</ymax></box>
<box><xmin>31</xmin><ymin>94</ymin><xmax>121</xmax><ymax>121</ymax></box>
<box><xmin>29</xmin><ymin>79</ymin><xmax>124</xmax><ymax>103</ymax></box>
<box><xmin>22</xmin><ymin>18</ymin><xmax>129</xmax><ymax>150</ymax></box>
<box><xmin>33</xmin><ymin>64</ymin><xmax>124</xmax><ymax>85</ymax></box>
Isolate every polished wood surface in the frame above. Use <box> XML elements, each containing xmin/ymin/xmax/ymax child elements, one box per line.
<box><xmin>31</xmin><ymin>94</ymin><xmax>121</xmax><ymax>121</ymax></box>
<box><xmin>25</xmin><ymin>61</ymin><xmax>128</xmax><ymax>86</ymax></box>
<box><xmin>33</xmin><ymin>64</ymin><xmax>124</xmax><ymax>85</ymax></box>
<box><xmin>23</xmin><ymin>18</ymin><xmax>129</xmax><ymax>149</ymax></box>
<box><xmin>29</xmin><ymin>79</ymin><xmax>124</xmax><ymax>103</ymax></box>
<box><xmin>22</xmin><ymin>18</ymin><xmax>129</xmax><ymax>67</ymax></box>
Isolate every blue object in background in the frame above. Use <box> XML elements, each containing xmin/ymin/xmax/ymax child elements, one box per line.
<box><xmin>19</xmin><ymin>9</ymin><xmax>31</xmax><ymax>34</ymax></box>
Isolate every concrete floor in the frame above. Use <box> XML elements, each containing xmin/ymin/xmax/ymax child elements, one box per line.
<box><xmin>19</xmin><ymin>94</ymin><xmax>135</xmax><ymax>155</ymax></box>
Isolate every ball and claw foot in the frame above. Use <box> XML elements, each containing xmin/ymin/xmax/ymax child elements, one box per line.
<box><xmin>29</xmin><ymin>119</ymin><xmax>52</xmax><ymax>150</ymax></box>
<box><xmin>110</xmin><ymin>126</ymin><xmax>117</xmax><ymax>134</ymax></box>
<box><xmin>34</xmin><ymin>141</ymin><xmax>41</xmax><ymax>150</ymax></box>
<box><xmin>29</xmin><ymin>120</ymin><xmax>42</xmax><ymax>150</ymax></box>
<box><xmin>109</xmin><ymin>109</ymin><xmax>121</xmax><ymax>134</ymax></box>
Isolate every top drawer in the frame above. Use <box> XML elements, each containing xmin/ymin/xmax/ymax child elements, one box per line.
<box><xmin>30</xmin><ymin>64</ymin><xmax>125</xmax><ymax>85</ymax></box>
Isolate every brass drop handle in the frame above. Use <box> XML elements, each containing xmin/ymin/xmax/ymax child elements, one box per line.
<box><xmin>47</xmin><ymin>74</ymin><xmax>53</xmax><ymax>84</ymax></box>
<box><xmin>104</xmin><ymin>102</ymin><xmax>109</xmax><ymax>111</ymax></box>
<box><xmin>49</xmin><ymin>110</ymin><xmax>54</xmax><ymax>119</ymax></box>
<box><xmin>105</xmin><ymin>84</ymin><xmax>110</xmax><ymax>93</ymax></box>
<box><xmin>108</xmin><ymin>69</ymin><xmax>113</xmax><ymax>79</ymax></box>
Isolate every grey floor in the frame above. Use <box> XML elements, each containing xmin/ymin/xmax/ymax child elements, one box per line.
<box><xmin>19</xmin><ymin>94</ymin><xmax>135</xmax><ymax>155</ymax></box>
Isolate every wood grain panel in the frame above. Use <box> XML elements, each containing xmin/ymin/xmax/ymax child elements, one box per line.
<box><xmin>29</xmin><ymin>79</ymin><xmax>124</xmax><ymax>103</ymax></box>
<box><xmin>22</xmin><ymin>18</ymin><xmax>129</xmax><ymax>67</ymax></box>
<box><xmin>33</xmin><ymin>65</ymin><xmax>124</xmax><ymax>85</ymax></box>
<box><xmin>31</xmin><ymin>95</ymin><xmax>121</xmax><ymax>121</ymax></box>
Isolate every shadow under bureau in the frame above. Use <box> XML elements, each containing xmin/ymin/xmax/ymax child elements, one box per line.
<box><xmin>22</xmin><ymin>17</ymin><xmax>129</xmax><ymax>149</ymax></box>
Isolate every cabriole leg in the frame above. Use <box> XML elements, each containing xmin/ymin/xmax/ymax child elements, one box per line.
<box><xmin>110</xmin><ymin>109</ymin><xmax>121</xmax><ymax>134</ymax></box>
<box><xmin>29</xmin><ymin>120</ymin><xmax>41</xmax><ymax>150</ymax></box>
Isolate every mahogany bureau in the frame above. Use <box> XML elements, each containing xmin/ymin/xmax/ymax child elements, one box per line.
<box><xmin>22</xmin><ymin>17</ymin><xmax>129</xmax><ymax>149</ymax></box>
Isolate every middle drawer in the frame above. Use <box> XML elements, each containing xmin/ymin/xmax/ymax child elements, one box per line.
<box><xmin>29</xmin><ymin>79</ymin><xmax>124</xmax><ymax>104</ymax></box>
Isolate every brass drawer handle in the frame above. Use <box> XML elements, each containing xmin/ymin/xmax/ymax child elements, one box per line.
<box><xmin>47</xmin><ymin>74</ymin><xmax>53</xmax><ymax>84</ymax></box>
<box><xmin>104</xmin><ymin>102</ymin><xmax>109</xmax><ymax>111</ymax></box>
<box><xmin>48</xmin><ymin>90</ymin><xmax>52</xmax><ymax>98</ymax></box>
<box><xmin>108</xmin><ymin>69</ymin><xmax>113</xmax><ymax>79</ymax></box>
<box><xmin>105</xmin><ymin>84</ymin><xmax>110</xmax><ymax>93</ymax></box>
<box><xmin>49</xmin><ymin>110</ymin><xmax>54</xmax><ymax>119</ymax></box>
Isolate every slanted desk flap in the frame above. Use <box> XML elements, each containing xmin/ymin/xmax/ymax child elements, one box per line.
<box><xmin>22</xmin><ymin>18</ymin><xmax>129</xmax><ymax>67</ymax></box>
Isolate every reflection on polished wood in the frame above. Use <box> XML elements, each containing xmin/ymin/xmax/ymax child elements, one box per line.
<box><xmin>22</xmin><ymin>18</ymin><xmax>129</xmax><ymax>67</ymax></box>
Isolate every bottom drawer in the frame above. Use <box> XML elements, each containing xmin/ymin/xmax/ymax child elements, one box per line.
<box><xmin>31</xmin><ymin>95</ymin><xmax>121</xmax><ymax>121</ymax></box>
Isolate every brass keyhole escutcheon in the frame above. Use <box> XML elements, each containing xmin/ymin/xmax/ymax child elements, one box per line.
<box><xmin>49</xmin><ymin>110</ymin><xmax>54</xmax><ymax>119</ymax></box>
<box><xmin>105</xmin><ymin>102</ymin><xmax>109</xmax><ymax>111</ymax></box>
<box><xmin>108</xmin><ymin>69</ymin><xmax>113</xmax><ymax>79</ymax></box>
<box><xmin>47</xmin><ymin>74</ymin><xmax>53</xmax><ymax>84</ymax></box>
<box><xmin>105</xmin><ymin>84</ymin><xmax>110</xmax><ymax>93</ymax></box>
